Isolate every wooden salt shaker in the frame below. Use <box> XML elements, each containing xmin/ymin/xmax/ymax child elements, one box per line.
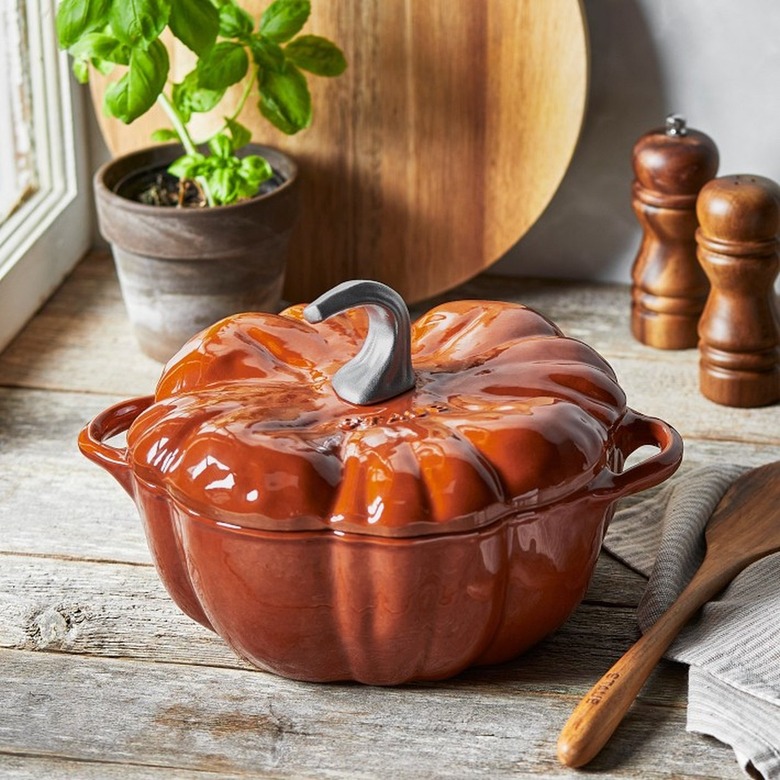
<box><xmin>696</xmin><ymin>174</ymin><xmax>780</xmax><ymax>407</ymax></box>
<box><xmin>631</xmin><ymin>115</ymin><xmax>719</xmax><ymax>349</ymax></box>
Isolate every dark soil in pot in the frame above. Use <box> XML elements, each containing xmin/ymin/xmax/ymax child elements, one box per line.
<box><xmin>116</xmin><ymin>166</ymin><xmax>287</xmax><ymax>208</ymax></box>
<box><xmin>94</xmin><ymin>144</ymin><xmax>299</xmax><ymax>363</ymax></box>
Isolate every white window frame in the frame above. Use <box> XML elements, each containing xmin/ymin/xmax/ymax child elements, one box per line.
<box><xmin>0</xmin><ymin>0</ymin><xmax>92</xmax><ymax>353</ymax></box>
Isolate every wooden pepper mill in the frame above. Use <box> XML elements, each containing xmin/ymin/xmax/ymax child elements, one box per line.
<box><xmin>696</xmin><ymin>174</ymin><xmax>780</xmax><ymax>407</ymax></box>
<box><xmin>631</xmin><ymin>115</ymin><xmax>719</xmax><ymax>349</ymax></box>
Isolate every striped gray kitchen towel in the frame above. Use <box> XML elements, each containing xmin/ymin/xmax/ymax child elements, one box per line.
<box><xmin>603</xmin><ymin>463</ymin><xmax>780</xmax><ymax>779</ymax></box>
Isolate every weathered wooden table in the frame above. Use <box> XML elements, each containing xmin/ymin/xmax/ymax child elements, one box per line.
<box><xmin>2</xmin><ymin>252</ymin><xmax>778</xmax><ymax>778</ymax></box>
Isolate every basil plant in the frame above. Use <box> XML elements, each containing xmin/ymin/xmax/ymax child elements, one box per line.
<box><xmin>57</xmin><ymin>0</ymin><xmax>346</xmax><ymax>206</ymax></box>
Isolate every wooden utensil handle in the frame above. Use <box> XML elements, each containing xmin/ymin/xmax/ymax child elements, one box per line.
<box><xmin>557</xmin><ymin>557</ymin><xmax>734</xmax><ymax>768</ymax></box>
<box><xmin>557</xmin><ymin>620</ymin><xmax>679</xmax><ymax>767</ymax></box>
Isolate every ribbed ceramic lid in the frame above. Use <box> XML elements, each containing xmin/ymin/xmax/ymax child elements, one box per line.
<box><xmin>127</xmin><ymin>292</ymin><xmax>627</xmax><ymax>537</ymax></box>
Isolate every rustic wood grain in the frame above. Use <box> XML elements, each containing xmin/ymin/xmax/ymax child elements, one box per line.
<box><xmin>0</xmin><ymin>553</ymin><xmax>659</xmax><ymax>684</ymax></box>
<box><xmin>0</xmin><ymin>648</ymin><xmax>739</xmax><ymax>778</ymax></box>
<box><xmin>88</xmin><ymin>0</ymin><xmax>589</xmax><ymax>304</ymax></box>
<box><xmin>1</xmin><ymin>250</ymin><xmax>773</xmax><ymax>778</ymax></box>
<box><xmin>0</xmin><ymin>388</ymin><xmax>150</xmax><ymax>563</ymax></box>
<box><xmin>0</xmin><ymin>756</ymin><xmax>251</xmax><ymax>780</ymax></box>
<box><xmin>0</xmin><ymin>253</ymin><xmax>161</xmax><ymax>396</ymax></box>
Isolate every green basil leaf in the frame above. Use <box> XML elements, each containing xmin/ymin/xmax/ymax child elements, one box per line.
<box><xmin>124</xmin><ymin>39</ymin><xmax>169</xmax><ymax>122</ymax></box>
<box><xmin>225</xmin><ymin>117</ymin><xmax>251</xmax><ymax>149</ymax></box>
<box><xmin>56</xmin><ymin>0</ymin><xmax>111</xmax><ymax>49</ymax></box>
<box><xmin>103</xmin><ymin>74</ymin><xmax>131</xmax><ymax>122</ymax></box>
<box><xmin>151</xmin><ymin>128</ymin><xmax>180</xmax><ymax>142</ymax></box>
<box><xmin>102</xmin><ymin>36</ymin><xmax>167</xmax><ymax>124</ymax></box>
<box><xmin>92</xmin><ymin>57</ymin><xmax>116</xmax><ymax>76</ymax></box>
<box><xmin>259</xmin><ymin>0</ymin><xmax>310</xmax><ymax>44</ymax></box>
<box><xmin>171</xmin><ymin>80</ymin><xmax>192</xmax><ymax>123</ymax></box>
<box><xmin>259</xmin><ymin>63</ymin><xmax>311</xmax><ymax>135</ymax></box>
<box><xmin>69</xmin><ymin>32</ymin><xmax>130</xmax><ymax>65</ymax></box>
<box><xmin>189</xmin><ymin>86</ymin><xmax>225</xmax><ymax>113</ymax></box>
<box><xmin>208</xmin><ymin>133</ymin><xmax>233</xmax><ymax>159</ymax></box>
<box><xmin>168</xmin><ymin>153</ymin><xmax>207</xmax><ymax>180</ymax></box>
<box><xmin>234</xmin><ymin>183</ymin><xmax>253</xmax><ymax>201</ymax></box>
<box><xmin>284</xmin><ymin>35</ymin><xmax>346</xmax><ymax>77</ymax></box>
<box><xmin>73</xmin><ymin>58</ymin><xmax>90</xmax><ymax>84</ymax></box>
<box><xmin>249</xmin><ymin>33</ymin><xmax>285</xmax><ymax>70</ymax></box>
<box><xmin>219</xmin><ymin>4</ymin><xmax>254</xmax><ymax>39</ymax></box>
<box><xmin>237</xmin><ymin>181</ymin><xmax>257</xmax><ymax>202</ymax></box>
<box><xmin>109</xmin><ymin>0</ymin><xmax>171</xmax><ymax>46</ymax></box>
<box><xmin>239</xmin><ymin>154</ymin><xmax>273</xmax><ymax>187</ymax></box>
<box><xmin>173</xmin><ymin>70</ymin><xmax>225</xmax><ymax>121</ymax></box>
<box><xmin>197</xmin><ymin>42</ymin><xmax>248</xmax><ymax>90</ymax></box>
<box><xmin>249</xmin><ymin>34</ymin><xmax>285</xmax><ymax>72</ymax></box>
<box><xmin>169</xmin><ymin>0</ymin><xmax>219</xmax><ymax>54</ymax></box>
<box><xmin>207</xmin><ymin>167</ymin><xmax>239</xmax><ymax>205</ymax></box>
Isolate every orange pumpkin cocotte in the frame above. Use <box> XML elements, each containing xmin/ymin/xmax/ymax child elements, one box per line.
<box><xmin>80</xmin><ymin>282</ymin><xmax>682</xmax><ymax>684</ymax></box>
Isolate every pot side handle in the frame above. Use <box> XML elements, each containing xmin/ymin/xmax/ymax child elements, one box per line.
<box><xmin>594</xmin><ymin>410</ymin><xmax>683</xmax><ymax>501</ymax></box>
<box><xmin>78</xmin><ymin>396</ymin><xmax>154</xmax><ymax>497</ymax></box>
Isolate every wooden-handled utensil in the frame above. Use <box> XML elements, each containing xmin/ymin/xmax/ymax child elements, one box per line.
<box><xmin>557</xmin><ymin>460</ymin><xmax>780</xmax><ymax>768</ymax></box>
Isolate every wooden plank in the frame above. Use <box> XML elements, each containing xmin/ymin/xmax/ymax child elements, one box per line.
<box><xmin>610</xmin><ymin>356</ymin><xmax>780</xmax><ymax>445</ymax></box>
<box><xmin>0</xmin><ymin>388</ymin><xmax>152</xmax><ymax>563</ymax></box>
<box><xmin>0</xmin><ymin>755</ymin><xmax>252</xmax><ymax>780</ymax></box>
<box><xmin>677</xmin><ymin>437</ymin><xmax>780</xmax><ymax>466</ymax></box>
<box><xmin>0</xmin><ymin>252</ymin><xmax>161</xmax><ymax>397</ymax></box>
<box><xmin>0</xmin><ymin>553</ymin><xmax>657</xmax><ymax>688</ymax></box>
<box><xmin>0</xmin><ymin>648</ymin><xmax>740</xmax><ymax>778</ymax></box>
<box><xmin>0</xmin><ymin>554</ymin><xmax>239</xmax><ymax>670</ymax></box>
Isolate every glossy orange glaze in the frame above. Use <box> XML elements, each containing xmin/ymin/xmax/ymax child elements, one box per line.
<box><xmin>172</xmin><ymin>489</ymin><xmax>611</xmax><ymax>684</ymax></box>
<box><xmin>127</xmin><ymin>301</ymin><xmax>627</xmax><ymax>537</ymax></box>
<box><xmin>79</xmin><ymin>297</ymin><xmax>684</xmax><ymax>684</ymax></box>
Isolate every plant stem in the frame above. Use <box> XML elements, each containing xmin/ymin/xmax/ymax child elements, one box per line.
<box><xmin>156</xmin><ymin>92</ymin><xmax>215</xmax><ymax>207</ymax></box>
<box><xmin>231</xmin><ymin>70</ymin><xmax>257</xmax><ymax>123</ymax></box>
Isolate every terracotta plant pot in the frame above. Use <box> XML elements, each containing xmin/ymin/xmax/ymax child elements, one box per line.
<box><xmin>94</xmin><ymin>144</ymin><xmax>299</xmax><ymax>362</ymax></box>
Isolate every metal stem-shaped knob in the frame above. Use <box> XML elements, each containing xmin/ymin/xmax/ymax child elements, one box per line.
<box><xmin>303</xmin><ymin>280</ymin><xmax>416</xmax><ymax>405</ymax></box>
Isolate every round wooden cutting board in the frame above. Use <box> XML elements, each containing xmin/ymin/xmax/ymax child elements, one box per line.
<box><xmin>91</xmin><ymin>0</ymin><xmax>589</xmax><ymax>304</ymax></box>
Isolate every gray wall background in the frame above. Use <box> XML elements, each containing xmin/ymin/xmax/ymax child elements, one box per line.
<box><xmin>491</xmin><ymin>0</ymin><xmax>780</xmax><ymax>283</ymax></box>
